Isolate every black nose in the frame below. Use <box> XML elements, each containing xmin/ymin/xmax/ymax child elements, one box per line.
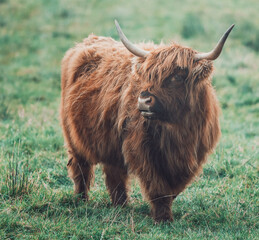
<box><xmin>140</xmin><ymin>91</ymin><xmax>151</xmax><ymax>98</ymax></box>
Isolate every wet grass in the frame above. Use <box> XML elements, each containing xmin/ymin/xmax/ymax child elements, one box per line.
<box><xmin>0</xmin><ymin>0</ymin><xmax>258</xmax><ymax>239</ymax></box>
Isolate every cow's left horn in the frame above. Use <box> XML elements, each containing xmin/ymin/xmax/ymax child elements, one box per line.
<box><xmin>115</xmin><ymin>20</ymin><xmax>150</xmax><ymax>58</ymax></box>
<box><xmin>194</xmin><ymin>24</ymin><xmax>235</xmax><ymax>61</ymax></box>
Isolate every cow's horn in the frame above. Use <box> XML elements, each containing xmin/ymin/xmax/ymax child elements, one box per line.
<box><xmin>194</xmin><ymin>24</ymin><xmax>235</xmax><ymax>61</ymax></box>
<box><xmin>115</xmin><ymin>20</ymin><xmax>149</xmax><ymax>58</ymax></box>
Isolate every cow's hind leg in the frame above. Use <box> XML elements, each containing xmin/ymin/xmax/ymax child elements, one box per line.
<box><xmin>67</xmin><ymin>156</ymin><xmax>94</xmax><ymax>200</ymax></box>
<box><xmin>103</xmin><ymin>165</ymin><xmax>129</xmax><ymax>206</ymax></box>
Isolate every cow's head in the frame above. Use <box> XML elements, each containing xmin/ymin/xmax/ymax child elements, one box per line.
<box><xmin>115</xmin><ymin>20</ymin><xmax>234</xmax><ymax>122</ymax></box>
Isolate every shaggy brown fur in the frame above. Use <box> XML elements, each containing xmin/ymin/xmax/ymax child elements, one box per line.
<box><xmin>60</xmin><ymin>34</ymin><xmax>221</xmax><ymax>222</ymax></box>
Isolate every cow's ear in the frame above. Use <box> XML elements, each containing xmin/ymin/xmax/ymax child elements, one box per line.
<box><xmin>193</xmin><ymin>61</ymin><xmax>214</xmax><ymax>82</ymax></box>
<box><xmin>115</xmin><ymin>20</ymin><xmax>150</xmax><ymax>58</ymax></box>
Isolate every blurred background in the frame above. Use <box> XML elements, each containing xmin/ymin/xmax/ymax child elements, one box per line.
<box><xmin>0</xmin><ymin>0</ymin><xmax>258</xmax><ymax>239</ymax></box>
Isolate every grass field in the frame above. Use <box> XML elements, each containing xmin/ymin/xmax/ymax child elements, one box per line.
<box><xmin>0</xmin><ymin>0</ymin><xmax>258</xmax><ymax>239</ymax></box>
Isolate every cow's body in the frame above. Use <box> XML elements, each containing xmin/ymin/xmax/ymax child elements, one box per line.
<box><xmin>61</xmin><ymin>27</ymin><xmax>226</xmax><ymax>221</ymax></box>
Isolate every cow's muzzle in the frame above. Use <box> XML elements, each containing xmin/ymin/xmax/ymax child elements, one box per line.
<box><xmin>138</xmin><ymin>91</ymin><xmax>163</xmax><ymax>120</ymax></box>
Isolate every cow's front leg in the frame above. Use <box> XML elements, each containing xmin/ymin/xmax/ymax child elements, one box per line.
<box><xmin>150</xmin><ymin>194</ymin><xmax>174</xmax><ymax>222</ymax></box>
<box><xmin>139</xmin><ymin>177</ymin><xmax>175</xmax><ymax>222</ymax></box>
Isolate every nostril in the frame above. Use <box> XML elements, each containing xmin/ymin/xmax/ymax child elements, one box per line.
<box><xmin>145</xmin><ymin>96</ymin><xmax>155</xmax><ymax>106</ymax></box>
<box><xmin>145</xmin><ymin>97</ymin><xmax>152</xmax><ymax>104</ymax></box>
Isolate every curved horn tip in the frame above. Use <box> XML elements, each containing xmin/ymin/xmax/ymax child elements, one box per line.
<box><xmin>229</xmin><ymin>24</ymin><xmax>235</xmax><ymax>31</ymax></box>
<box><xmin>114</xmin><ymin>19</ymin><xmax>122</xmax><ymax>36</ymax></box>
<box><xmin>114</xmin><ymin>19</ymin><xmax>119</xmax><ymax>28</ymax></box>
<box><xmin>219</xmin><ymin>23</ymin><xmax>235</xmax><ymax>46</ymax></box>
<box><xmin>114</xmin><ymin>20</ymin><xmax>150</xmax><ymax>58</ymax></box>
<box><xmin>194</xmin><ymin>24</ymin><xmax>235</xmax><ymax>61</ymax></box>
<box><xmin>224</xmin><ymin>24</ymin><xmax>235</xmax><ymax>38</ymax></box>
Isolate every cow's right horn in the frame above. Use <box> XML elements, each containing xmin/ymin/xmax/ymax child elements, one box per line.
<box><xmin>115</xmin><ymin>20</ymin><xmax>150</xmax><ymax>58</ymax></box>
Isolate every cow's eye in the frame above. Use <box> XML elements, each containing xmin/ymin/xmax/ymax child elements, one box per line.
<box><xmin>174</xmin><ymin>75</ymin><xmax>183</xmax><ymax>82</ymax></box>
<box><xmin>162</xmin><ymin>74</ymin><xmax>173</xmax><ymax>88</ymax></box>
<box><xmin>173</xmin><ymin>68</ymin><xmax>189</xmax><ymax>82</ymax></box>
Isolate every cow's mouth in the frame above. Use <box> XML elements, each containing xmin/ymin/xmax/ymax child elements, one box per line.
<box><xmin>140</xmin><ymin>110</ymin><xmax>156</xmax><ymax>119</ymax></box>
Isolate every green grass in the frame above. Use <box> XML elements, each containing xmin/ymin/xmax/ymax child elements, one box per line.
<box><xmin>0</xmin><ymin>0</ymin><xmax>258</xmax><ymax>239</ymax></box>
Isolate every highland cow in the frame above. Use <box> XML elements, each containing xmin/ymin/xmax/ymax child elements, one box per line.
<box><xmin>60</xmin><ymin>20</ymin><xmax>234</xmax><ymax>222</ymax></box>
